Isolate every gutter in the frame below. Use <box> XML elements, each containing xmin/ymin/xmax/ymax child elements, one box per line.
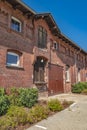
<box><xmin>16</xmin><ymin>0</ymin><xmax>36</xmax><ymax>14</ymax></box>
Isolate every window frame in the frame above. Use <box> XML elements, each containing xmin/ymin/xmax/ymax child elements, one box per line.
<box><xmin>38</xmin><ymin>26</ymin><xmax>47</xmax><ymax>48</ymax></box>
<box><xmin>11</xmin><ymin>16</ymin><xmax>22</xmax><ymax>32</ymax></box>
<box><xmin>65</xmin><ymin>65</ymin><xmax>70</xmax><ymax>82</ymax></box>
<box><xmin>53</xmin><ymin>42</ymin><xmax>58</xmax><ymax>50</ymax></box>
<box><xmin>78</xmin><ymin>68</ymin><xmax>81</xmax><ymax>82</ymax></box>
<box><xmin>7</xmin><ymin>52</ymin><xmax>20</xmax><ymax>67</ymax></box>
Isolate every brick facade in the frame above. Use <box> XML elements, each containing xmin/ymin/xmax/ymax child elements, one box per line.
<box><xmin>0</xmin><ymin>0</ymin><xmax>87</xmax><ymax>95</ymax></box>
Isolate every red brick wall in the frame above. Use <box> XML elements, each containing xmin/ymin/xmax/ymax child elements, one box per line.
<box><xmin>0</xmin><ymin>1</ymin><xmax>86</xmax><ymax>94</ymax></box>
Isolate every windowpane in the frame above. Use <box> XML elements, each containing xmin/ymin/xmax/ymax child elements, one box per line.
<box><xmin>11</xmin><ymin>17</ymin><xmax>21</xmax><ymax>32</ymax></box>
<box><xmin>65</xmin><ymin>65</ymin><xmax>70</xmax><ymax>82</ymax></box>
<box><xmin>7</xmin><ymin>52</ymin><xmax>19</xmax><ymax>66</ymax></box>
<box><xmin>38</xmin><ymin>26</ymin><xmax>47</xmax><ymax>48</ymax></box>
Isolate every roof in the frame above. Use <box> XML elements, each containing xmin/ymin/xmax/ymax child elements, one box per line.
<box><xmin>6</xmin><ymin>0</ymin><xmax>36</xmax><ymax>17</ymax></box>
<box><xmin>34</xmin><ymin>13</ymin><xmax>61</xmax><ymax>35</ymax></box>
<box><xmin>58</xmin><ymin>33</ymin><xmax>87</xmax><ymax>54</ymax></box>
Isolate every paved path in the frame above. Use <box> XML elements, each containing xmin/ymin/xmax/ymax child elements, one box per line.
<box><xmin>26</xmin><ymin>94</ymin><xmax>87</xmax><ymax>130</ymax></box>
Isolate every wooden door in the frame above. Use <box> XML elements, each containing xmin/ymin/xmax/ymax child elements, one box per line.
<box><xmin>48</xmin><ymin>64</ymin><xmax>64</xmax><ymax>95</ymax></box>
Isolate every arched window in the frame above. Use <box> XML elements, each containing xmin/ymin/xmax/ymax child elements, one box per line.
<box><xmin>38</xmin><ymin>26</ymin><xmax>47</xmax><ymax>48</ymax></box>
<box><xmin>6</xmin><ymin>52</ymin><xmax>20</xmax><ymax>66</ymax></box>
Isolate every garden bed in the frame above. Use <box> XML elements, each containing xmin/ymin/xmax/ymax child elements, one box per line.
<box><xmin>0</xmin><ymin>88</ymin><xmax>73</xmax><ymax>130</ymax></box>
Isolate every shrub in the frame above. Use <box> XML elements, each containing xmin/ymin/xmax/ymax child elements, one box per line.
<box><xmin>8</xmin><ymin>88</ymin><xmax>19</xmax><ymax>106</ymax></box>
<box><xmin>27</xmin><ymin>105</ymin><xmax>49</xmax><ymax>123</ymax></box>
<box><xmin>7</xmin><ymin>105</ymin><xmax>28</xmax><ymax>125</ymax></box>
<box><xmin>82</xmin><ymin>89</ymin><xmax>87</xmax><ymax>95</ymax></box>
<box><xmin>9</xmin><ymin>87</ymin><xmax>38</xmax><ymax>108</ymax></box>
<box><xmin>47</xmin><ymin>99</ymin><xmax>63</xmax><ymax>112</ymax></box>
<box><xmin>72</xmin><ymin>82</ymin><xmax>87</xmax><ymax>93</ymax></box>
<box><xmin>0</xmin><ymin>115</ymin><xmax>16</xmax><ymax>130</ymax></box>
<box><xmin>0</xmin><ymin>88</ymin><xmax>5</xmax><ymax>96</ymax></box>
<box><xmin>18</xmin><ymin>88</ymin><xmax>38</xmax><ymax>108</ymax></box>
<box><xmin>0</xmin><ymin>96</ymin><xmax>10</xmax><ymax>116</ymax></box>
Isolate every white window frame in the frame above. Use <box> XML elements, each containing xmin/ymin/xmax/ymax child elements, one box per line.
<box><xmin>7</xmin><ymin>52</ymin><xmax>19</xmax><ymax>66</ymax></box>
<box><xmin>11</xmin><ymin>16</ymin><xmax>22</xmax><ymax>32</ymax></box>
<box><xmin>65</xmin><ymin>65</ymin><xmax>70</xmax><ymax>82</ymax></box>
<box><xmin>78</xmin><ymin>68</ymin><xmax>81</xmax><ymax>82</ymax></box>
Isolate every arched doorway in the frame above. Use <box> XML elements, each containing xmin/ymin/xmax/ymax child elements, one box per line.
<box><xmin>33</xmin><ymin>56</ymin><xmax>48</xmax><ymax>91</ymax></box>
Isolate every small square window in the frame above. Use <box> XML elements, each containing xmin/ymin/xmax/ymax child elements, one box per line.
<box><xmin>11</xmin><ymin>17</ymin><xmax>21</xmax><ymax>32</ymax></box>
<box><xmin>7</xmin><ymin>52</ymin><xmax>19</xmax><ymax>66</ymax></box>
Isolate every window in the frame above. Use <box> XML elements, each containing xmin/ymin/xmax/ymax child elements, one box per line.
<box><xmin>11</xmin><ymin>17</ymin><xmax>21</xmax><ymax>32</ymax></box>
<box><xmin>65</xmin><ymin>65</ymin><xmax>70</xmax><ymax>82</ymax></box>
<box><xmin>53</xmin><ymin>42</ymin><xmax>58</xmax><ymax>50</ymax></box>
<box><xmin>7</xmin><ymin>52</ymin><xmax>20</xmax><ymax>66</ymax></box>
<box><xmin>78</xmin><ymin>68</ymin><xmax>81</xmax><ymax>82</ymax></box>
<box><xmin>86</xmin><ymin>73</ymin><xmax>87</xmax><ymax>77</ymax></box>
<box><xmin>38</xmin><ymin>26</ymin><xmax>47</xmax><ymax>48</ymax></box>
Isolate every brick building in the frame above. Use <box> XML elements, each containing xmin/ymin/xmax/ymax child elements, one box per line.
<box><xmin>0</xmin><ymin>0</ymin><xmax>87</xmax><ymax>96</ymax></box>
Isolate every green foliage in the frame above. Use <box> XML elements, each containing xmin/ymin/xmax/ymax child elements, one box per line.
<box><xmin>27</xmin><ymin>105</ymin><xmax>49</xmax><ymax>123</ymax></box>
<box><xmin>18</xmin><ymin>88</ymin><xmax>38</xmax><ymax>108</ymax></box>
<box><xmin>0</xmin><ymin>96</ymin><xmax>10</xmax><ymax>116</ymax></box>
<box><xmin>48</xmin><ymin>99</ymin><xmax>63</xmax><ymax>112</ymax></box>
<box><xmin>72</xmin><ymin>82</ymin><xmax>87</xmax><ymax>93</ymax></box>
<box><xmin>0</xmin><ymin>88</ymin><xmax>5</xmax><ymax>96</ymax></box>
<box><xmin>7</xmin><ymin>105</ymin><xmax>28</xmax><ymax>125</ymax></box>
<box><xmin>0</xmin><ymin>115</ymin><xmax>17</xmax><ymax>130</ymax></box>
<box><xmin>8</xmin><ymin>87</ymin><xmax>38</xmax><ymax>108</ymax></box>
<box><xmin>82</xmin><ymin>89</ymin><xmax>87</xmax><ymax>95</ymax></box>
<box><xmin>8</xmin><ymin>87</ymin><xmax>19</xmax><ymax>106</ymax></box>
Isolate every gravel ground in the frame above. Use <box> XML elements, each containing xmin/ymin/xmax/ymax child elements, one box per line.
<box><xmin>26</xmin><ymin>94</ymin><xmax>87</xmax><ymax>130</ymax></box>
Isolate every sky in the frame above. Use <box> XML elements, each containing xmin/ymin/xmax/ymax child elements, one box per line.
<box><xmin>22</xmin><ymin>0</ymin><xmax>87</xmax><ymax>51</ymax></box>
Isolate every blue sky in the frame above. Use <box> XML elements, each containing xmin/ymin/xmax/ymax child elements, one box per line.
<box><xmin>22</xmin><ymin>0</ymin><xmax>87</xmax><ymax>51</ymax></box>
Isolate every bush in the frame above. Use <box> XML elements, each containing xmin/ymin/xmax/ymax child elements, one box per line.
<box><xmin>27</xmin><ymin>105</ymin><xmax>49</xmax><ymax>123</ymax></box>
<box><xmin>48</xmin><ymin>99</ymin><xmax>63</xmax><ymax>112</ymax></box>
<box><xmin>7</xmin><ymin>105</ymin><xmax>28</xmax><ymax>125</ymax></box>
<box><xmin>0</xmin><ymin>115</ymin><xmax>16</xmax><ymax>130</ymax></box>
<box><xmin>72</xmin><ymin>82</ymin><xmax>87</xmax><ymax>93</ymax></box>
<box><xmin>8</xmin><ymin>88</ymin><xmax>19</xmax><ymax>106</ymax></box>
<box><xmin>0</xmin><ymin>96</ymin><xmax>10</xmax><ymax>116</ymax></box>
<box><xmin>18</xmin><ymin>88</ymin><xmax>38</xmax><ymax>108</ymax></box>
<box><xmin>0</xmin><ymin>88</ymin><xmax>5</xmax><ymax>96</ymax></box>
<box><xmin>82</xmin><ymin>89</ymin><xmax>87</xmax><ymax>95</ymax></box>
<box><xmin>9</xmin><ymin>88</ymin><xmax>38</xmax><ymax>108</ymax></box>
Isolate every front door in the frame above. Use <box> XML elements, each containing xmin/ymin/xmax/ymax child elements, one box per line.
<box><xmin>34</xmin><ymin>57</ymin><xmax>46</xmax><ymax>83</ymax></box>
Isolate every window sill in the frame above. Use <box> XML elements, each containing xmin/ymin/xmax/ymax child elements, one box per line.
<box><xmin>6</xmin><ymin>65</ymin><xmax>24</xmax><ymax>70</ymax></box>
<box><xmin>9</xmin><ymin>29</ymin><xmax>23</xmax><ymax>37</ymax></box>
<box><xmin>38</xmin><ymin>48</ymin><xmax>48</xmax><ymax>52</ymax></box>
<box><xmin>34</xmin><ymin>81</ymin><xmax>47</xmax><ymax>84</ymax></box>
<box><xmin>66</xmin><ymin>80</ymin><xmax>70</xmax><ymax>83</ymax></box>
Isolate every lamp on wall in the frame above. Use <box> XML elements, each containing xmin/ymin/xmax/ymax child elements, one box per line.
<box><xmin>41</xmin><ymin>59</ymin><xmax>44</xmax><ymax>63</ymax></box>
